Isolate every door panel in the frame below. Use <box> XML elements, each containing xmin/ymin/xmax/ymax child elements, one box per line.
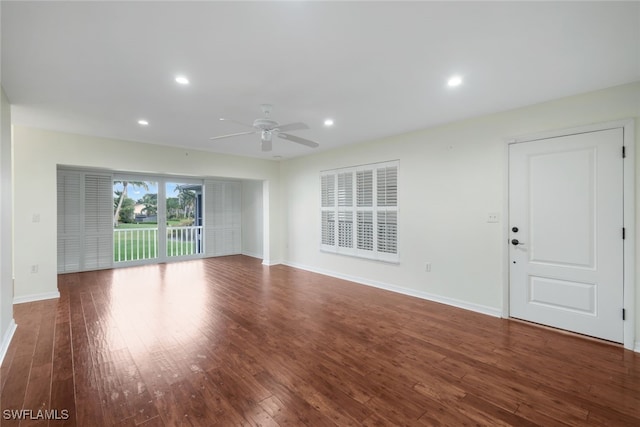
<box><xmin>529</xmin><ymin>276</ymin><xmax>595</xmax><ymax>315</ymax></box>
<box><xmin>529</xmin><ymin>147</ymin><xmax>595</xmax><ymax>268</ymax></box>
<box><xmin>509</xmin><ymin>128</ymin><xmax>623</xmax><ymax>342</ymax></box>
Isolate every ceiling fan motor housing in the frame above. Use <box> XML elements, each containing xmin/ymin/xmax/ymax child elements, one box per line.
<box><xmin>253</xmin><ymin>118</ymin><xmax>279</xmax><ymax>130</ymax></box>
<box><xmin>261</xmin><ymin>130</ymin><xmax>273</xmax><ymax>141</ymax></box>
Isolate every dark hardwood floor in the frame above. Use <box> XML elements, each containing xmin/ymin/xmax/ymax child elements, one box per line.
<box><xmin>1</xmin><ymin>256</ymin><xmax>639</xmax><ymax>426</ymax></box>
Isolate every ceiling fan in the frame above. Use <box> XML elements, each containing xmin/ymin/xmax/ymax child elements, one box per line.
<box><xmin>210</xmin><ymin>104</ymin><xmax>320</xmax><ymax>152</ymax></box>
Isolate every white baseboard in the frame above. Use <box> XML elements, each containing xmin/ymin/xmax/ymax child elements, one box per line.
<box><xmin>262</xmin><ymin>259</ymin><xmax>281</xmax><ymax>266</ymax></box>
<box><xmin>635</xmin><ymin>341</ymin><xmax>640</xmax><ymax>353</ymax></box>
<box><xmin>283</xmin><ymin>261</ymin><xmax>502</xmax><ymax>318</ymax></box>
<box><xmin>0</xmin><ymin>318</ymin><xmax>17</xmax><ymax>365</ymax></box>
<box><xmin>242</xmin><ymin>251</ymin><xmax>264</xmax><ymax>260</ymax></box>
<box><xmin>13</xmin><ymin>291</ymin><xmax>60</xmax><ymax>305</ymax></box>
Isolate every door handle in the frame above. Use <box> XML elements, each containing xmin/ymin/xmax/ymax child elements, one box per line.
<box><xmin>511</xmin><ymin>239</ymin><xmax>525</xmax><ymax>246</ymax></box>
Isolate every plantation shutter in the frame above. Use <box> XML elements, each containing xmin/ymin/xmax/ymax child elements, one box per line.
<box><xmin>57</xmin><ymin>170</ymin><xmax>81</xmax><ymax>272</ymax></box>
<box><xmin>83</xmin><ymin>174</ymin><xmax>114</xmax><ymax>270</ymax></box>
<box><xmin>376</xmin><ymin>165</ymin><xmax>398</xmax><ymax>260</ymax></box>
<box><xmin>320</xmin><ymin>160</ymin><xmax>398</xmax><ymax>262</ymax></box>
<box><xmin>356</xmin><ymin>211</ymin><xmax>373</xmax><ymax>251</ymax></box>
<box><xmin>356</xmin><ymin>170</ymin><xmax>373</xmax><ymax>207</ymax></box>
<box><xmin>337</xmin><ymin>172</ymin><xmax>354</xmax><ymax>251</ymax></box>
<box><xmin>57</xmin><ymin>169</ymin><xmax>113</xmax><ymax>272</ymax></box>
<box><xmin>204</xmin><ymin>180</ymin><xmax>241</xmax><ymax>257</ymax></box>
<box><xmin>337</xmin><ymin>211</ymin><xmax>353</xmax><ymax>248</ymax></box>
<box><xmin>337</xmin><ymin>172</ymin><xmax>353</xmax><ymax>207</ymax></box>
<box><xmin>356</xmin><ymin>170</ymin><xmax>374</xmax><ymax>252</ymax></box>
<box><xmin>321</xmin><ymin>211</ymin><xmax>335</xmax><ymax>246</ymax></box>
<box><xmin>377</xmin><ymin>211</ymin><xmax>398</xmax><ymax>254</ymax></box>
<box><xmin>320</xmin><ymin>174</ymin><xmax>336</xmax><ymax>249</ymax></box>
<box><xmin>321</xmin><ymin>174</ymin><xmax>335</xmax><ymax>208</ymax></box>
<box><xmin>225</xmin><ymin>181</ymin><xmax>242</xmax><ymax>254</ymax></box>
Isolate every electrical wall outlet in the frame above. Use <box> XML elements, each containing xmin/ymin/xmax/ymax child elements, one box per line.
<box><xmin>30</xmin><ymin>265</ymin><xmax>38</xmax><ymax>274</ymax></box>
<box><xmin>425</xmin><ymin>262</ymin><xmax>431</xmax><ymax>272</ymax></box>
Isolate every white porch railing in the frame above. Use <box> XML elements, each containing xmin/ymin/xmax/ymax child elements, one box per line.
<box><xmin>166</xmin><ymin>226</ymin><xmax>204</xmax><ymax>257</ymax></box>
<box><xmin>114</xmin><ymin>227</ymin><xmax>158</xmax><ymax>262</ymax></box>
<box><xmin>113</xmin><ymin>226</ymin><xmax>203</xmax><ymax>262</ymax></box>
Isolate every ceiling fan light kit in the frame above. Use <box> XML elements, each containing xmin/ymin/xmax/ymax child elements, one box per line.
<box><xmin>210</xmin><ymin>104</ymin><xmax>320</xmax><ymax>153</ymax></box>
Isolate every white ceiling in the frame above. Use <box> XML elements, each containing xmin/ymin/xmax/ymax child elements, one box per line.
<box><xmin>2</xmin><ymin>1</ymin><xmax>639</xmax><ymax>160</ymax></box>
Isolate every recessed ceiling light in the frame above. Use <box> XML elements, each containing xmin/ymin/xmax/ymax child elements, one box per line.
<box><xmin>447</xmin><ymin>75</ymin><xmax>463</xmax><ymax>87</ymax></box>
<box><xmin>138</xmin><ymin>119</ymin><xmax>149</xmax><ymax>126</ymax></box>
<box><xmin>324</xmin><ymin>118</ymin><xmax>334</xmax><ymax>126</ymax></box>
<box><xmin>175</xmin><ymin>75</ymin><xmax>190</xmax><ymax>85</ymax></box>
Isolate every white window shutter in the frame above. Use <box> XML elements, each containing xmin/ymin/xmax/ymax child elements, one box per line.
<box><xmin>321</xmin><ymin>175</ymin><xmax>335</xmax><ymax>208</ymax></box>
<box><xmin>204</xmin><ymin>180</ymin><xmax>223</xmax><ymax>256</ymax></box>
<box><xmin>377</xmin><ymin>211</ymin><xmax>398</xmax><ymax>254</ymax></box>
<box><xmin>377</xmin><ymin>166</ymin><xmax>398</xmax><ymax>207</ymax></box>
<box><xmin>376</xmin><ymin>165</ymin><xmax>398</xmax><ymax>258</ymax></box>
<box><xmin>321</xmin><ymin>161</ymin><xmax>398</xmax><ymax>262</ymax></box>
<box><xmin>337</xmin><ymin>211</ymin><xmax>353</xmax><ymax>249</ymax></box>
<box><xmin>321</xmin><ymin>211</ymin><xmax>335</xmax><ymax>246</ymax></box>
<box><xmin>356</xmin><ymin>169</ymin><xmax>374</xmax><ymax>253</ymax></box>
<box><xmin>357</xmin><ymin>170</ymin><xmax>373</xmax><ymax>207</ymax></box>
<box><xmin>83</xmin><ymin>174</ymin><xmax>113</xmax><ymax>270</ymax></box>
<box><xmin>320</xmin><ymin>173</ymin><xmax>337</xmax><ymax>251</ymax></box>
<box><xmin>227</xmin><ymin>181</ymin><xmax>242</xmax><ymax>253</ymax></box>
<box><xmin>337</xmin><ymin>172</ymin><xmax>353</xmax><ymax>207</ymax></box>
<box><xmin>57</xmin><ymin>170</ymin><xmax>113</xmax><ymax>273</ymax></box>
<box><xmin>336</xmin><ymin>172</ymin><xmax>354</xmax><ymax>250</ymax></box>
<box><xmin>204</xmin><ymin>180</ymin><xmax>242</xmax><ymax>257</ymax></box>
<box><xmin>357</xmin><ymin>211</ymin><xmax>373</xmax><ymax>251</ymax></box>
<box><xmin>57</xmin><ymin>171</ymin><xmax>81</xmax><ymax>272</ymax></box>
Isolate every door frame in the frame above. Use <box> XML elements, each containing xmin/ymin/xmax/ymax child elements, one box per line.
<box><xmin>112</xmin><ymin>172</ymin><xmax>206</xmax><ymax>268</ymax></box>
<box><xmin>502</xmin><ymin>119</ymin><xmax>635</xmax><ymax>351</ymax></box>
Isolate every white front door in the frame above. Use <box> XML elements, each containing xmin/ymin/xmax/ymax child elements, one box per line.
<box><xmin>509</xmin><ymin>128</ymin><xmax>624</xmax><ymax>343</ymax></box>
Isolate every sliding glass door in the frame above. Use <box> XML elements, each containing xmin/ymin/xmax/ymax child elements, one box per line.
<box><xmin>113</xmin><ymin>176</ymin><xmax>204</xmax><ymax>266</ymax></box>
<box><xmin>113</xmin><ymin>179</ymin><xmax>159</xmax><ymax>263</ymax></box>
<box><xmin>165</xmin><ymin>182</ymin><xmax>203</xmax><ymax>258</ymax></box>
<box><xmin>58</xmin><ymin>168</ymin><xmax>245</xmax><ymax>273</ymax></box>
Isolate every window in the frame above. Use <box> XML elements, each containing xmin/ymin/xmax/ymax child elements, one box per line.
<box><xmin>320</xmin><ymin>160</ymin><xmax>399</xmax><ymax>262</ymax></box>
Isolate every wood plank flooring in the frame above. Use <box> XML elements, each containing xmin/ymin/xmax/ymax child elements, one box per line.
<box><xmin>1</xmin><ymin>255</ymin><xmax>639</xmax><ymax>426</ymax></box>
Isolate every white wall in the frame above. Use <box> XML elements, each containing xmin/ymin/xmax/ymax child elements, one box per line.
<box><xmin>12</xmin><ymin>128</ymin><xmax>282</xmax><ymax>300</ymax></box>
<box><xmin>0</xmin><ymin>86</ymin><xmax>16</xmax><ymax>362</ymax></box>
<box><xmin>241</xmin><ymin>180</ymin><xmax>263</xmax><ymax>259</ymax></box>
<box><xmin>281</xmin><ymin>82</ymin><xmax>640</xmax><ymax>345</ymax></box>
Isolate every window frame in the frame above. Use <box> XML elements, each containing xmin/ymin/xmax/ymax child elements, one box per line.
<box><xmin>320</xmin><ymin>160</ymin><xmax>399</xmax><ymax>263</ymax></box>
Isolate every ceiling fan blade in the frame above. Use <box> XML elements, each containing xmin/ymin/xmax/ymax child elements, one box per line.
<box><xmin>278</xmin><ymin>133</ymin><xmax>319</xmax><ymax>148</ymax></box>
<box><xmin>276</xmin><ymin>122</ymin><xmax>309</xmax><ymax>133</ymax></box>
<box><xmin>261</xmin><ymin>139</ymin><xmax>272</xmax><ymax>152</ymax></box>
<box><xmin>209</xmin><ymin>131</ymin><xmax>257</xmax><ymax>141</ymax></box>
<box><xmin>219</xmin><ymin>117</ymin><xmax>255</xmax><ymax>129</ymax></box>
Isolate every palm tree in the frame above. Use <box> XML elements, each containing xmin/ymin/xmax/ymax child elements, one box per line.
<box><xmin>113</xmin><ymin>181</ymin><xmax>149</xmax><ymax>227</ymax></box>
<box><xmin>166</xmin><ymin>197</ymin><xmax>180</xmax><ymax>219</ymax></box>
<box><xmin>175</xmin><ymin>185</ymin><xmax>196</xmax><ymax>219</ymax></box>
<box><xmin>139</xmin><ymin>193</ymin><xmax>158</xmax><ymax>216</ymax></box>
<box><xmin>113</xmin><ymin>193</ymin><xmax>135</xmax><ymax>223</ymax></box>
